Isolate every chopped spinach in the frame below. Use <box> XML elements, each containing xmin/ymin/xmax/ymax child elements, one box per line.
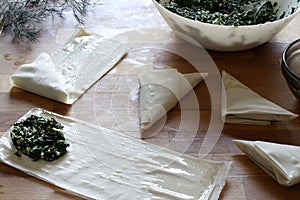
<box><xmin>10</xmin><ymin>115</ymin><xmax>70</xmax><ymax>161</ymax></box>
<box><xmin>161</xmin><ymin>0</ymin><xmax>278</xmax><ymax>26</ymax></box>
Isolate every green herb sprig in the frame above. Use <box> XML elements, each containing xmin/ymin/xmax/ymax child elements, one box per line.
<box><xmin>11</xmin><ymin>115</ymin><xmax>70</xmax><ymax>161</ymax></box>
<box><xmin>0</xmin><ymin>0</ymin><xmax>95</xmax><ymax>42</ymax></box>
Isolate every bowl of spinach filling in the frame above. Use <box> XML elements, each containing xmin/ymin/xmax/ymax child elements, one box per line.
<box><xmin>10</xmin><ymin>115</ymin><xmax>70</xmax><ymax>161</ymax></box>
<box><xmin>153</xmin><ymin>0</ymin><xmax>300</xmax><ymax>51</ymax></box>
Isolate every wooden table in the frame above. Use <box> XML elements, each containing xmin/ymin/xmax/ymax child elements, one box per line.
<box><xmin>1</xmin><ymin>0</ymin><xmax>300</xmax><ymax>199</ymax></box>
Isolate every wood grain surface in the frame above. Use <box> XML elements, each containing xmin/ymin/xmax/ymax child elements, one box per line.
<box><xmin>1</xmin><ymin>0</ymin><xmax>300</xmax><ymax>199</ymax></box>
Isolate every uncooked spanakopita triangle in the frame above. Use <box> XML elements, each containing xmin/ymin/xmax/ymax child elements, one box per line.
<box><xmin>222</xmin><ymin>71</ymin><xmax>298</xmax><ymax>125</ymax></box>
<box><xmin>138</xmin><ymin>66</ymin><xmax>207</xmax><ymax>132</ymax></box>
<box><xmin>234</xmin><ymin>139</ymin><xmax>300</xmax><ymax>187</ymax></box>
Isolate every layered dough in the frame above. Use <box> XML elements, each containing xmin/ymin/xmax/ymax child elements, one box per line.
<box><xmin>10</xmin><ymin>29</ymin><xmax>129</xmax><ymax>104</ymax></box>
<box><xmin>0</xmin><ymin>108</ymin><xmax>231</xmax><ymax>199</ymax></box>
<box><xmin>138</xmin><ymin>67</ymin><xmax>207</xmax><ymax>132</ymax></box>
<box><xmin>222</xmin><ymin>71</ymin><xmax>298</xmax><ymax>125</ymax></box>
<box><xmin>234</xmin><ymin>140</ymin><xmax>300</xmax><ymax>187</ymax></box>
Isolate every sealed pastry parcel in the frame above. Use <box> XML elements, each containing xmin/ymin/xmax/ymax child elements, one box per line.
<box><xmin>222</xmin><ymin>71</ymin><xmax>298</xmax><ymax>125</ymax></box>
<box><xmin>0</xmin><ymin>108</ymin><xmax>231</xmax><ymax>200</ymax></box>
<box><xmin>234</xmin><ymin>139</ymin><xmax>300</xmax><ymax>187</ymax></box>
<box><xmin>138</xmin><ymin>66</ymin><xmax>207</xmax><ymax>132</ymax></box>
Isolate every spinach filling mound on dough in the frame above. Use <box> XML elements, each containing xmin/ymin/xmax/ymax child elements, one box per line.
<box><xmin>10</xmin><ymin>115</ymin><xmax>70</xmax><ymax>161</ymax></box>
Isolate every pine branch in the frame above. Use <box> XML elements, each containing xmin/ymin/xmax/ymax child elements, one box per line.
<box><xmin>0</xmin><ymin>0</ymin><xmax>96</xmax><ymax>42</ymax></box>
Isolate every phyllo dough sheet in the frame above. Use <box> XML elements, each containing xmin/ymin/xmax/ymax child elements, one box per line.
<box><xmin>10</xmin><ymin>29</ymin><xmax>129</xmax><ymax>104</ymax></box>
<box><xmin>0</xmin><ymin>108</ymin><xmax>231</xmax><ymax>200</ymax></box>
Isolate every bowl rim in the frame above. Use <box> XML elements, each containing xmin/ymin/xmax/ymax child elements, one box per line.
<box><xmin>282</xmin><ymin>65</ymin><xmax>300</xmax><ymax>90</ymax></box>
<box><xmin>152</xmin><ymin>0</ymin><xmax>300</xmax><ymax>28</ymax></box>
<box><xmin>282</xmin><ymin>38</ymin><xmax>300</xmax><ymax>82</ymax></box>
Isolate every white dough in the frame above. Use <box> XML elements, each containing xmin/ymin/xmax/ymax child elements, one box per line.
<box><xmin>222</xmin><ymin>71</ymin><xmax>298</xmax><ymax>125</ymax></box>
<box><xmin>0</xmin><ymin>108</ymin><xmax>231</xmax><ymax>200</ymax></box>
<box><xmin>10</xmin><ymin>29</ymin><xmax>130</xmax><ymax>104</ymax></box>
<box><xmin>138</xmin><ymin>67</ymin><xmax>207</xmax><ymax>132</ymax></box>
<box><xmin>234</xmin><ymin>139</ymin><xmax>300</xmax><ymax>187</ymax></box>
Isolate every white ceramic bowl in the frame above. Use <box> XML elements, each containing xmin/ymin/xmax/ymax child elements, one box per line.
<box><xmin>153</xmin><ymin>0</ymin><xmax>300</xmax><ymax>51</ymax></box>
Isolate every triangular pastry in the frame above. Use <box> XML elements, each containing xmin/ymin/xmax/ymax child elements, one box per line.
<box><xmin>233</xmin><ymin>139</ymin><xmax>300</xmax><ymax>187</ymax></box>
<box><xmin>138</xmin><ymin>67</ymin><xmax>206</xmax><ymax>132</ymax></box>
<box><xmin>10</xmin><ymin>28</ymin><xmax>129</xmax><ymax>104</ymax></box>
<box><xmin>222</xmin><ymin>71</ymin><xmax>298</xmax><ymax>125</ymax></box>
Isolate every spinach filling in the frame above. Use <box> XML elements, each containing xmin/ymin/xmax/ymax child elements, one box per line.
<box><xmin>162</xmin><ymin>0</ymin><xmax>279</xmax><ymax>26</ymax></box>
<box><xmin>10</xmin><ymin>115</ymin><xmax>70</xmax><ymax>161</ymax></box>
